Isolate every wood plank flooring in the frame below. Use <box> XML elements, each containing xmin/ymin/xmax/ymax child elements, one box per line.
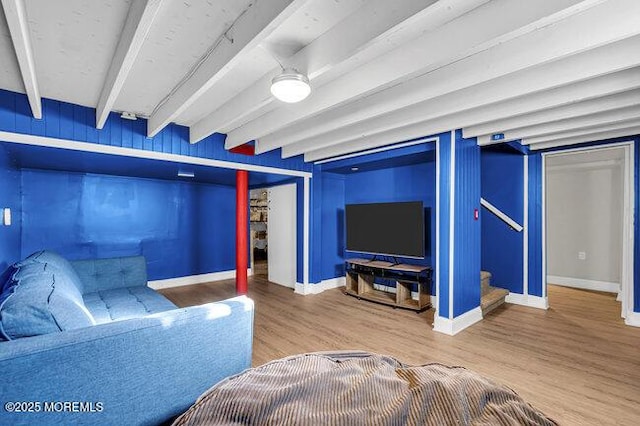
<box><xmin>160</xmin><ymin>278</ymin><xmax>640</xmax><ymax>425</ymax></box>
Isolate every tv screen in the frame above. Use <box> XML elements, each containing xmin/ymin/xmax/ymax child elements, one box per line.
<box><xmin>345</xmin><ymin>201</ymin><xmax>424</xmax><ymax>258</ymax></box>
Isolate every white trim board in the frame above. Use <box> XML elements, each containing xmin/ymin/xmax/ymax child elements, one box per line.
<box><xmin>523</xmin><ymin>155</ymin><xmax>529</xmax><ymax>297</ymax></box>
<box><xmin>295</xmin><ymin>277</ymin><xmax>346</xmax><ymax>295</ymax></box>
<box><xmin>625</xmin><ymin>311</ymin><xmax>640</xmax><ymax>327</ymax></box>
<box><xmin>448</xmin><ymin>133</ymin><xmax>455</xmax><ymax>320</ymax></box>
<box><xmin>0</xmin><ymin>131</ymin><xmax>312</xmax><ymax>178</ymax></box>
<box><xmin>547</xmin><ymin>275</ymin><xmax>620</xmax><ymax>293</ymax></box>
<box><xmin>432</xmin><ymin>307</ymin><xmax>483</xmax><ymax>336</ymax></box>
<box><xmin>148</xmin><ymin>268</ymin><xmax>253</xmax><ymax>290</ymax></box>
<box><xmin>505</xmin><ymin>292</ymin><xmax>549</xmax><ymax>310</ymax></box>
<box><xmin>435</xmin><ymin>136</ymin><xmax>441</xmax><ymax>316</ymax></box>
<box><xmin>480</xmin><ymin>197</ymin><xmax>524</xmax><ymax>232</ymax></box>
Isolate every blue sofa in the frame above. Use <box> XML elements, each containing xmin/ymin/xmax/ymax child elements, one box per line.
<box><xmin>0</xmin><ymin>251</ymin><xmax>254</xmax><ymax>425</ymax></box>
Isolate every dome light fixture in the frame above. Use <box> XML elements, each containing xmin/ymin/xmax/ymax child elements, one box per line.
<box><xmin>270</xmin><ymin>68</ymin><xmax>311</xmax><ymax>103</ymax></box>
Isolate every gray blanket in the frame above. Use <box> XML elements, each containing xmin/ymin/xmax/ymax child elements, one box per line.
<box><xmin>174</xmin><ymin>351</ymin><xmax>557</xmax><ymax>425</ymax></box>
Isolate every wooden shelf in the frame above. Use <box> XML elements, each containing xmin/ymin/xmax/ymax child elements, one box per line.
<box><xmin>344</xmin><ymin>259</ymin><xmax>432</xmax><ymax>312</ymax></box>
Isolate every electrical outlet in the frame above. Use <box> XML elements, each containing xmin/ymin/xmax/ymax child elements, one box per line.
<box><xmin>578</xmin><ymin>251</ymin><xmax>586</xmax><ymax>260</ymax></box>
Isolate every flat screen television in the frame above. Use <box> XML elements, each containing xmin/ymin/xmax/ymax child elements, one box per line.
<box><xmin>345</xmin><ymin>201</ymin><xmax>424</xmax><ymax>259</ymax></box>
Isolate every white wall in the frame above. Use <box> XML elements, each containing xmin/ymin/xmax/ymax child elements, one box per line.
<box><xmin>546</xmin><ymin>150</ymin><xmax>624</xmax><ymax>292</ymax></box>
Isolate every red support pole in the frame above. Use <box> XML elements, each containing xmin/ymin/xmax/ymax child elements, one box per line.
<box><xmin>236</xmin><ymin>170</ymin><xmax>249</xmax><ymax>295</ymax></box>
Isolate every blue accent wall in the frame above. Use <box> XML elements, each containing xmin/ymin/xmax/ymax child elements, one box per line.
<box><xmin>481</xmin><ymin>148</ymin><xmax>524</xmax><ymax>293</ymax></box>
<box><xmin>436</xmin><ymin>131</ymin><xmax>481</xmax><ymax>319</ymax></box>
<box><xmin>0</xmin><ymin>89</ymin><xmax>311</xmax><ymax>173</ymax></box>
<box><xmin>527</xmin><ymin>153</ymin><xmax>544</xmax><ymax>297</ymax></box>
<box><xmin>452</xmin><ymin>130</ymin><xmax>481</xmax><ymax>316</ymax></box>
<box><xmin>296</xmin><ymin>178</ymin><xmax>304</xmax><ymax>284</ymax></box>
<box><xmin>20</xmin><ymin>169</ymin><xmax>236</xmax><ymax>280</ymax></box>
<box><xmin>320</xmin><ymin>173</ymin><xmax>346</xmax><ymax>281</ymax></box>
<box><xmin>635</xmin><ymin>138</ymin><xmax>640</xmax><ymax>312</ymax></box>
<box><xmin>436</xmin><ymin>132</ymin><xmax>452</xmax><ymax>319</ymax></box>
<box><xmin>0</xmin><ymin>145</ymin><xmax>21</xmax><ymax>271</ymax></box>
<box><xmin>344</xmin><ymin>161</ymin><xmax>436</xmax><ymax>269</ymax></box>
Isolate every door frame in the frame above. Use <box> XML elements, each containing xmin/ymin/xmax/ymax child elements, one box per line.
<box><xmin>541</xmin><ymin>141</ymin><xmax>634</xmax><ymax>319</ymax></box>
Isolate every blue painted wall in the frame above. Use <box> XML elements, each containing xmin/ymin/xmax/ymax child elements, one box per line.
<box><xmin>481</xmin><ymin>148</ymin><xmax>524</xmax><ymax>293</ymax></box>
<box><xmin>344</xmin><ymin>161</ymin><xmax>436</xmax><ymax>269</ymax></box>
<box><xmin>0</xmin><ymin>89</ymin><xmax>311</xmax><ymax>173</ymax></box>
<box><xmin>527</xmin><ymin>153</ymin><xmax>544</xmax><ymax>298</ymax></box>
<box><xmin>452</xmin><ymin>130</ymin><xmax>481</xmax><ymax>316</ymax></box>
<box><xmin>320</xmin><ymin>173</ymin><xmax>346</xmax><ymax>281</ymax></box>
<box><xmin>0</xmin><ymin>145</ymin><xmax>21</xmax><ymax>272</ymax></box>
<box><xmin>635</xmin><ymin>138</ymin><xmax>640</xmax><ymax>312</ymax></box>
<box><xmin>20</xmin><ymin>169</ymin><xmax>236</xmax><ymax>280</ymax></box>
<box><xmin>436</xmin><ymin>132</ymin><xmax>452</xmax><ymax>319</ymax></box>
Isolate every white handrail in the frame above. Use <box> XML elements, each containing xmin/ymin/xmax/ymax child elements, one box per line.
<box><xmin>480</xmin><ymin>198</ymin><xmax>524</xmax><ymax>232</ymax></box>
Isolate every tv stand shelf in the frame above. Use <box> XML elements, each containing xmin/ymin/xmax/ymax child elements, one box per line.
<box><xmin>345</xmin><ymin>259</ymin><xmax>432</xmax><ymax>312</ymax></box>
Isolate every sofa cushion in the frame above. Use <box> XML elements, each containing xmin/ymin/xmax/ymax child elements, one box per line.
<box><xmin>0</xmin><ymin>262</ymin><xmax>95</xmax><ymax>341</ymax></box>
<box><xmin>71</xmin><ymin>256</ymin><xmax>148</xmax><ymax>294</ymax></box>
<box><xmin>20</xmin><ymin>250</ymin><xmax>86</xmax><ymax>293</ymax></box>
<box><xmin>83</xmin><ymin>286</ymin><xmax>177</xmax><ymax>324</ymax></box>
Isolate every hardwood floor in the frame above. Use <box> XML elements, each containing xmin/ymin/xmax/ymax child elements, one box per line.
<box><xmin>160</xmin><ymin>278</ymin><xmax>640</xmax><ymax>425</ymax></box>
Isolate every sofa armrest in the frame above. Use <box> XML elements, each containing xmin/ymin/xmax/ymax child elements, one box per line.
<box><xmin>70</xmin><ymin>256</ymin><xmax>148</xmax><ymax>293</ymax></box>
<box><xmin>0</xmin><ymin>296</ymin><xmax>254</xmax><ymax>426</ymax></box>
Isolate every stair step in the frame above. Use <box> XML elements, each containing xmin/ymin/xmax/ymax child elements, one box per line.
<box><xmin>481</xmin><ymin>271</ymin><xmax>492</xmax><ymax>297</ymax></box>
<box><xmin>481</xmin><ymin>287</ymin><xmax>509</xmax><ymax>316</ymax></box>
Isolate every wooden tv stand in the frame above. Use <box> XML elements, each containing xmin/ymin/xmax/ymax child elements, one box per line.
<box><xmin>344</xmin><ymin>259</ymin><xmax>432</xmax><ymax>312</ymax></box>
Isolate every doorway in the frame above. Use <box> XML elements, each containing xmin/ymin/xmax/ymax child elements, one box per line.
<box><xmin>543</xmin><ymin>142</ymin><xmax>634</xmax><ymax>319</ymax></box>
<box><xmin>250</xmin><ymin>188</ymin><xmax>269</xmax><ymax>278</ymax></box>
<box><xmin>250</xmin><ymin>183</ymin><xmax>297</xmax><ymax>288</ymax></box>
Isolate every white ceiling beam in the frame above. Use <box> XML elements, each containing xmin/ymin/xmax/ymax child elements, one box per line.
<box><xmin>476</xmin><ymin>104</ymin><xmax>640</xmax><ymax>145</ymax></box>
<box><xmin>96</xmin><ymin>0</ymin><xmax>164</xmax><ymax>129</ymax></box>
<box><xmin>1</xmin><ymin>0</ymin><xmax>41</xmax><ymax>118</ymax></box>
<box><xmin>527</xmin><ymin>126</ymin><xmax>640</xmax><ymax>150</ymax></box>
<box><xmin>234</xmin><ymin>0</ymin><xmax>587</xmax><ymax>151</ymax></box>
<box><xmin>464</xmin><ymin>86</ymin><xmax>640</xmax><ymax>138</ymax></box>
<box><xmin>293</xmin><ymin>38</ymin><xmax>640</xmax><ymax>161</ymax></box>
<box><xmin>146</xmin><ymin>0</ymin><xmax>308</xmax><ymax>138</ymax></box>
<box><xmin>189</xmin><ymin>0</ymin><xmax>442</xmax><ymax>144</ymax></box>
<box><xmin>303</xmin><ymin>38</ymin><xmax>640</xmax><ymax>163</ymax></box>
<box><xmin>233</xmin><ymin>0</ymin><xmax>631</xmax><ymax>151</ymax></box>
<box><xmin>523</xmin><ymin>118</ymin><xmax>640</xmax><ymax>146</ymax></box>
<box><xmin>226</xmin><ymin>0</ymin><xmax>492</xmax><ymax>149</ymax></box>
<box><xmin>283</xmin><ymin>71</ymin><xmax>640</xmax><ymax>158</ymax></box>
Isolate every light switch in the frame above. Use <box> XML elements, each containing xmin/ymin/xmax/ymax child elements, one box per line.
<box><xmin>2</xmin><ymin>208</ymin><xmax>11</xmax><ymax>226</ymax></box>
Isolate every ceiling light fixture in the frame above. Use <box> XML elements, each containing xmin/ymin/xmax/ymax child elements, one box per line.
<box><xmin>120</xmin><ymin>111</ymin><xmax>138</xmax><ymax>121</ymax></box>
<box><xmin>177</xmin><ymin>170</ymin><xmax>195</xmax><ymax>178</ymax></box>
<box><xmin>270</xmin><ymin>68</ymin><xmax>311</xmax><ymax>103</ymax></box>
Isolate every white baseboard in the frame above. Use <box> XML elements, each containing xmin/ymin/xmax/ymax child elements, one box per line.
<box><xmin>294</xmin><ymin>277</ymin><xmax>346</xmax><ymax>295</ymax></box>
<box><xmin>148</xmin><ymin>268</ymin><xmax>253</xmax><ymax>290</ymax></box>
<box><xmin>432</xmin><ymin>307</ymin><xmax>483</xmax><ymax>336</ymax></box>
<box><xmin>505</xmin><ymin>292</ymin><xmax>549</xmax><ymax>310</ymax></box>
<box><xmin>624</xmin><ymin>311</ymin><xmax>640</xmax><ymax>327</ymax></box>
<box><xmin>547</xmin><ymin>275</ymin><xmax>619</xmax><ymax>293</ymax></box>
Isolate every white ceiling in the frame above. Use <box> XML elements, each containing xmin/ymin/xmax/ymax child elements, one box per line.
<box><xmin>0</xmin><ymin>0</ymin><xmax>638</xmax><ymax>162</ymax></box>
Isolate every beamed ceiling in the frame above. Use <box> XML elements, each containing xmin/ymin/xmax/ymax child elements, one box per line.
<box><xmin>0</xmin><ymin>0</ymin><xmax>638</xmax><ymax>162</ymax></box>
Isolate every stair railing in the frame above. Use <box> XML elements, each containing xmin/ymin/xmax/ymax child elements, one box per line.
<box><xmin>480</xmin><ymin>198</ymin><xmax>523</xmax><ymax>232</ymax></box>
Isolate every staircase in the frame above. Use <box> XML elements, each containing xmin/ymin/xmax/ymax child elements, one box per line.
<box><xmin>481</xmin><ymin>271</ymin><xmax>509</xmax><ymax>316</ymax></box>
